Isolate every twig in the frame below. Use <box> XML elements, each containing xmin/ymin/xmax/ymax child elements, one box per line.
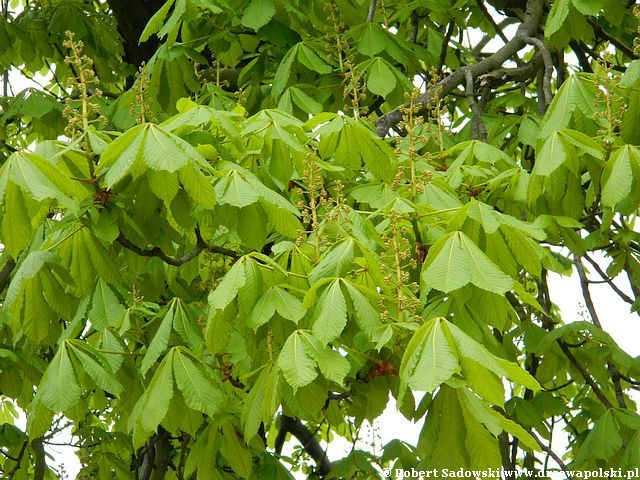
<box><xmin>588</xmin><ymin>18</ymin><xmax>637</xmax><ymax>59</ymax></box>
<box><xmin>559</xmin><ymin>341</ymin><xmax>614</xmax><ymax>409</ymax></box>
<box><xmin>527</xmin><ymin>429</ymin><xmax>573</xmax><ymax>480</ymax></box>
<box><xmin>582</xmin><ymin>254</ymin><xmax>635</xmax><ymax>306</ymax></box>
<box><xmin>437</xmin><ymin>20</ymin><xmax>456</xmax><ymax>76</ymax></box>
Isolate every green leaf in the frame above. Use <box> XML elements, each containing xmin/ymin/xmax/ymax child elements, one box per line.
<box><xmin>67</xmin><ymin>340</ymin><xmax>124</xmax><ymax>397</ymax></box>
<box><xmin>172</xmin><ymin>348</ymin><xmax>223</xmax><ymax>416</ymax></box>
<box><xmin>133</xmin><ymin>351</ymin><xmax>175</xmax><ymax>433</ymax></box>
<box><xmin>422</xmin><ymin>231</ymin><xmax>513</xmax><ymax>294</ymax></box>
<box><xmin>312</xmin><ymin>279</ymin><xmax>348</xmax><ymax>343</ymax></box>
<box><xmin>309</xmin><ymin>238</ymin><xmax>355</xmax><ymax>284</ymax></box>
<box><xmin>545</xmin><ymin>0</ymin><xmax>570</xmax><ymax>37</ymax></box>
<box><xmin>300</xmin><ymin>331</ymin><xmax>350</xmax><ymax>385</ymax></box>
<box><xmin>366</xmin><ymin>58</ymin><xmax>397</xmax><ymax>97</ymax></box>
<box><xmin>447</xmin><ymin>321</ymin><xmax>540</xmax><ymax>391</ymax></box>
<box><xmin>208</xmin><ymin>257</ymin><xmax>247</xmax><ymax>310</ymax></box>
<box><xmin>601</xmin><ymin>145</ymin><xmax>640</xmax><ymax>214</ymax></box>
<box><xmin>89</xmin><ymin>279</ymin><xmax>124</xmax><ymax>330</ymax></box>
<box><xmin>400</xmin><ymin>318</ymin><xmax>460</xmax><ymax>393</ymax></box>
<box><xmin>247</xmin><ymin>286</ymin><xmax>305</xmax><ymax>330</ymax></box>
<box><xmin>278</xmin><ymin>330</ymin><xmax>317</xmax><ymax>391</ymax></box>
<box><xmin>141</xmin><ymin>302</ymin><xmax>175</xmax><ymax>376</ymax></box>
<box><xmin>38</xmin><ymin>341</ymin><xmax>81</xmax><ymax>412</ymax></box>
<box><xmin>241</xmin><ymin>0</ymin><xmax>276</xmax><ymax>31</ymax></box>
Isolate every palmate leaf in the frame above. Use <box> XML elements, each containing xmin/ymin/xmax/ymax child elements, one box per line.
<box><xmin>447</xmin><ymin>321</ymin><xmax>540</xmax><ymax>391</ymax></box>
<box><xmin>601</xmin><ymin>145</ymin><xmax>640</xmax><ymax>214</ymax></box>
<box><xmin>241</xmin><ymin>0</ymin><xmax>276</xmax><ymax>31</ymax></box>
<box><xmin>38</xmin><ymin>341</ymin><xmax>81</xmax><ymax>412</ymax></box>
<box><xmin>299</xmin><ymin>331</ymin><xmax>350</xmax><ymax>385</ymax></box>
<box><xmin>66</xmin><ymin>340</ymin><xmax>123</xmax><ymax>397</ymax></box>
<box><xmin>400</xmin><ymin>317</ymin><xmax>460</xmax><ymax>393</ymax></box>
<box><xmin>241</xmin><ymin>363</ymin><xmax>281</xmax><ymax>442</ymax></box>
<box><xmin>97</xmin><ymin>123</ymin><xmax>212</xmax><ymax>187</ymax></box>
<box><xmin>208</xmin><ymin>256</ymin><xmax>248</xmax><ymax>311</ymax></box>
<box><xmin>422</xmin><ymin>231</ymin><xmax>513</xmax><ymax>294</ymax></box>
<box><xmin>172</xmin><ymin>348</ymin><xmax>222</xmax><ymax>416</ymax></box>
<box><xmin>247</xmin><ymin>286</ymin><xmax>305</xmax><ymax>330</ymax></box>
<box><xmin>309</xmin><ymin>238</ymin><xmax>355</xmax><ymax>285</ymax></box>
<box><xmin>278</xmin><ymin>330</ymin><xmax>317</xmax><ymax>391</ymax></box>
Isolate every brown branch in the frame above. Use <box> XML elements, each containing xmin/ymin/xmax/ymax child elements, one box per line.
<box><xmin>437</xmin><ymin>20</ymin><xmax>456</xmax><ymax>76</ymax></box>
<box><xmin>376</xmin><ymin>0</ymin><xmax>545</xmax><ymax>137</ymax></box>
<box><xmin>588</xmin><ymin>18</ymin><xmax>637</xmax><ymax>59</ymax></box>
<box><xmin>582</xmin><ymin>254</ymin><xmax>635</xmax><ymax>306</ymax></box>
<box><xmin>0</xmin><ymin>257</ymin><xmax>16</xmax><ymax>293</ymax></box>
<box><xmin>117</xmin><ymin>229</ymin><xmax>239</xmax><ymax>266</ymax></box>
<box><xmin>527</xmin><ymin>429</ymin><xmax>573</xmax><ymax>480</ymax></box>
<box><xmin>31</xmin><ymin>438</ymin><xmax>46</xmax><ymax>480</ymax></box>
<box><xmin>477</xmin><ymin>0</ymin><xmax>509</xmax><ymax>43</ymax></box>
<box><xmin>559</xmin><ymin>341</ymin><xmax>614</xmax><ymax>409</ymax></box>
<box><xmin>575</xmin><ymin>255</ymin><xmax>627</xmax><ymax>408</ymax></box>
<box><xmin>150</xmin><ymin>427</ymin><xmax>171</xmax><ymax>480</ymax></box>
<box><xmin>276</xmin><ymin>416</ymin><xmax>332</xmax><ymax>477</ymax></box>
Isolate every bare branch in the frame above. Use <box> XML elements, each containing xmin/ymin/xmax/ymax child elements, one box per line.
<box><xmin>477</xmin><ymin>0</ymin><xmax>509</xmax><ymax>43</ymax></box>
<box><xmin>582</xmin><ymin>254</ymin><xmax>635</xmax><ymax>306</ymax></box>
<box><xmin>376</xmin><ymin>0</ymin><xmax>545</xmax><ymax>137</ymax></box>
<box><xmin>575</xmin><ymin>255</ymin><xmax>626</xmax><ymax>409</ymax></box>
<box><xmin>0</xmin><ymin>257</ymin><xmax>16</xmax><ymax>293</ymax></box>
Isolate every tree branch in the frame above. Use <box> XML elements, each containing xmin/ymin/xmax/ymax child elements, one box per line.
<box><xmin>366</xmin><ymin>0</ymin><xmax>377</xmax><ymax>22</ymax></box>
<box><xmin>524</xmin><ymin>36</ymin><xmax>553</xmax><ymax>108</ymax></box>
<box><xmin>117</xmin><ymin>229</ymin><xmax>239</xmax><ymax>266</ymax></box>
<box><xmin>375</xmin><ymin>0</ymin><xmax>545</xmax><ymax>137</ymax></box>
<box><xmin>477</xmin><ymin>0</ymin><xmax>509</xmax><ymax>43</ymax></box>
<box><xmin>276</xmin><ymin>416</ymin><xmax>332</xmax><ymax>477</ymax></box>
<box><xmin>582</xmin><ymin>254</ymin><xmax>635</xmax><ymax>306</ymax></box>
<box><xmin>0</xmin><ymin>257</ymin><xmax>16</xmax><ymax>293</ymax></box>
<box><xmin>464</xmin><ymin>67</ymin><xmax>487</xmax><ymax>141</ymax></box>
<box><xmin>575</xmin><ymin>255</ymin><xmax>627</xmax><ymax>409</ymax></box>
<box><xmin>527</xmin><ymin>428</ymin><xmax>573</xmax><ymax>480</ymax></box>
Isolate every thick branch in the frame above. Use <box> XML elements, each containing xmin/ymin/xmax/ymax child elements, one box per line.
<box><xmin>31</xmin><ymin>438</ymin><xmax>46</xmax><ymax>480</ymax></box>
<box><xmin>277</xmin><ymin>416</ymin><xmax>332</xmax><ymax>477</ymax></box>
<box><xmin>375</xmin><ymin>0</ymin><xmax>545</xmax><ymax>137</ymax></box>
